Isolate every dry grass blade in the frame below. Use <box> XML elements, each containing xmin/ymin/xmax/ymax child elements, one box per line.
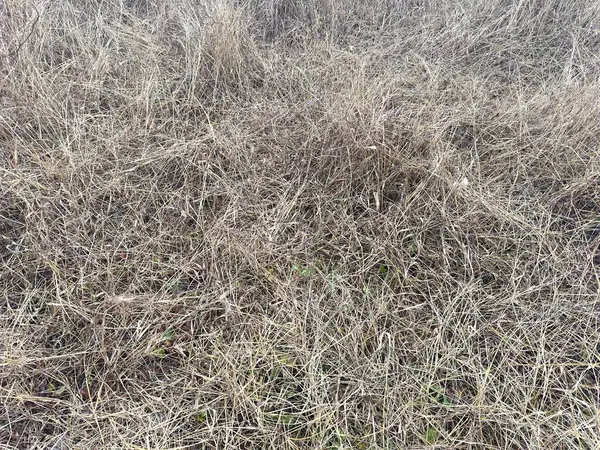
<box><xmin>1</xmin><ymin>0</ymin><xmax>600</xmax><ymax>448</ymax></box>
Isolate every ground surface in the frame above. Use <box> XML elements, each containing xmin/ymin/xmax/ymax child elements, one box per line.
<box><xmin>1</xmin><ymin>0</ymin><xmax>600</xmax><ymax>448</ymax></box>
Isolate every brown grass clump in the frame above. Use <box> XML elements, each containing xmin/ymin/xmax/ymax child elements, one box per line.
<box><xmin>1</xmin><ymin>0</ymin><xmax>600</xmax><ymax>448</ymax></box>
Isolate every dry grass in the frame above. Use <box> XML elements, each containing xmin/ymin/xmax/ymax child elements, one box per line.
<box><xmin>1</xmin><ymin>0</ymin><xmax>600</xmax><ymax>448</ymax></box>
